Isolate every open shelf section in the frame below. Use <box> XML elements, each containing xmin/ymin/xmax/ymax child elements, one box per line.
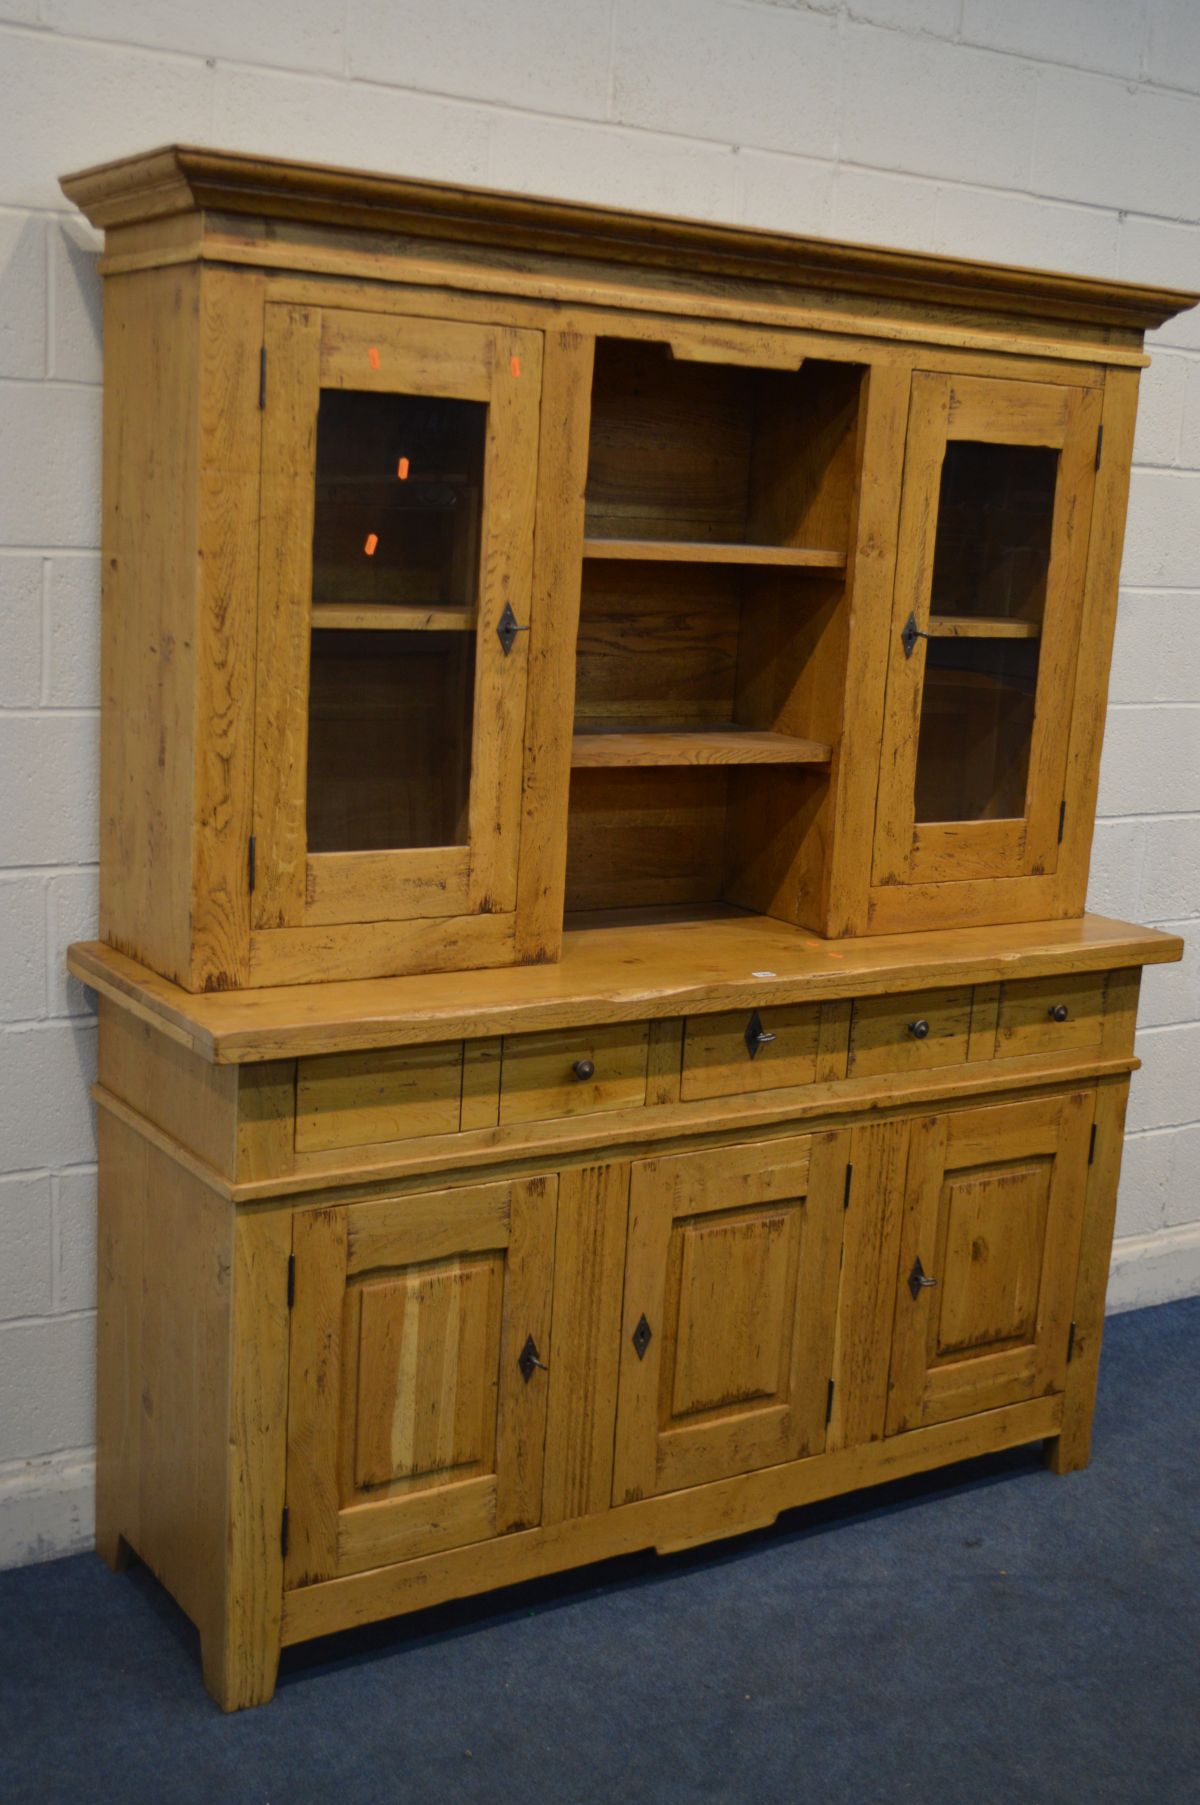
<box><xmin>927</xmin><ymin>614</ymin><xmax>1041</xmax><ymax>640</ymax></box>
<box><xmin>311</xmin><ymin>603</ymin><xmax>476</xmax><ymax>631</ymax></box>
<box><xmin>571</xmin><ymin>728</ymin><xmax>832</xmax><ymax>768</ymax></box>
<box><xmin>567</xmin><ymin>339</ymin><xmax>865</xmax><ymax>921</ymax></box>
<box><xmin>583</xmin><ymin>538</ymin><xmax>847</xmax><ymax>571</ymax></box>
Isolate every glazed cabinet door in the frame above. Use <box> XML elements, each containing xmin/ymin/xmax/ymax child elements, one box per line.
<box><xmin>612</xmin><ymin>1131</ymin><xmax>848</xmax><ymax>1504</ymax></box>
<box><xmin>887</xmin><ymin>1092</ymin><xmax>1093</xmax><ymax>1433</ymax></box>
<box><xmin>873</xmin><ymin>372</ymin><xmax>1102</xmax><ymax>899</ymax></box>
<box><xmin>252</xmin><ymin>304</ymin><xmax>543</xmax><ymax>981</ymax></box>
<box><xmin>284</xmin><ymin>1174</ymin><xmax>556</xmax><ymax>1585</ymax></box>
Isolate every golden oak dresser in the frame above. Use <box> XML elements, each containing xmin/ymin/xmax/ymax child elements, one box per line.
<box><xmin>61</xmin><ymin>145</ymin><xmax>1193</xmax><ymax>1708</ymax></box>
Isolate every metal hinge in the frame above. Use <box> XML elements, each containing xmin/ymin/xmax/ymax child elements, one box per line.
<box><xmin>825</xmin><ymin>1379</ymin><xmax>835</xmax><ymax>1427</ymax></box>
<box><xmin>1057</xmin><ymin>800</ymin><xmax>1067</xmax><ymax>845</ymax></box>
<box><xmin>287</xmin><ymin>1254</ymin><xmax>295</xmax><ymax>1309</ymax></box>
<box><xmin>1067</xmin><ymin>1320</ymin><xmax>1077</xmax><ymax>1363</ymax></box>
<box><xmin>248</xmin><ymin>835</ymin><xmax>256</xmax><ymax>894</ymax></box>
<box><xmin>843</xmin><ymin>1163</ymin><xmax>853</xmax><ymax>1210</ymax></box>
<box><xmin>1095</xmin><ymin>424</ymin><xmax>1103</xmax><ymax>471</ymax></box>
<box><xmin>1089</xmin><ymin>1123</ymin><xmax>1097</xmax><ymax>1166</ymax></box>
<box><xmin>259</xmin><ymin>345</ymin><xmax>267</xmax><ymax>410</ymax></box>
<box><xmin>280</xmin><ymin>1506</ymin><xmax>289</xmax><ymax>1559</ymax></box>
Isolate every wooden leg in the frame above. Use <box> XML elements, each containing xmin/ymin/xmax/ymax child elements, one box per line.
<box><xmin>1045</xmin><ymin>1076</ymin><xmax>1129</xmax><ymax>1477</ymax></box>
<box><xmin>1044</xmin><ymin>1435</ymin><xmax>1082</xmax><ymax>1476</ymax></box>
<box><xmin>200</xmin><ymin>1619</ymin><xmax>282</xmax><ymax>1713</ymax></box>
<box><xmin>196</xmin><ymin>1208</ymin><xmax>292</xmax><ymax>1712</ymax></box>
<box><xmin>94</xmin><ymin>1527</ymin><xmax>133</xmax><ymax>1572</ymax></box>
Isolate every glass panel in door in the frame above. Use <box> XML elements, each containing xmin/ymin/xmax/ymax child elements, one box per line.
<box><xmin>311</xmin><ymin>389</ymin><xmax>486</xmax><ymax>614</ymax></box>
<box><xmin>252</xmin><ymin>305</ymin><xmax>541</xmax><ymax>935</ymax></box>
<box><xmin>874</xmin><ymin>372</ymin><xmax>1101</xmax><ymax>890</ymax></box>
<box><xmin>913</xmin><ymin>440</ymin><xmax>1057</xmax><ymax>825</ymax></box>
<box><xmin>305</xmin><ymin>387</ymin><xmax>486</xmax><ymax>855</ymax></box>
<box><xmin>306</xmin><ymin>629</ymin><xmax>476</xmax><ymax>852</ymax></box>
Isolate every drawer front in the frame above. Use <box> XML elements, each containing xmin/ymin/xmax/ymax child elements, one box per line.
<box><xmin>994</xmin><ymin>973</ymin><xmax>1108</xmax><ymax>1059</ymax></box>
<box><xmin>499</xmin><ymin>1022</ymin><xmax>650</xmax><ymax>1126</ymax></box>
<box><xmin>682</xmin><ymin>1003</ymin><xmax>832</xmax><ymax>1101</ymax></box>
<box><xmin>296</xmin><ymin>1042</ymin><xmax>464</xmax><ymax>1153</ymax></box>
<box><xmin>848</xmin><ymin>987</ymin><xmax>973</xmax><ymax>1078</ymax></box>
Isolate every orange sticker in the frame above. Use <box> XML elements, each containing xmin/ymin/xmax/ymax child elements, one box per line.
<box><xmin>510</xmin><ymin>354</ymin><xmax>521</xmax><ymax>378</ymax></box>
<box><xmin>364</xmin><ymin>533</ymin><xmax>378</xmax><ymax>556</ymax></box>
<box><xmin>397</xmin><ymin>456</ymin><xmax>410</xmax><ymax>480</ymax></box>
<box><xmin>368</xmin><ymin>346</ymin><xmax>380</xmax><ymax>369</ymax></box>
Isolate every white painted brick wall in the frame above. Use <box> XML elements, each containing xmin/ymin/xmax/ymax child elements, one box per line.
<box><xmin>1</xmin><ymin>0</ymin><xmax>1197</xmax><ymax>1567</ymax></box>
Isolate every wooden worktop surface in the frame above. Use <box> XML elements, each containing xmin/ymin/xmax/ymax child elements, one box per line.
<box><xmin>69</xmin><ymin>909</ymin><xmax>1183</xmax><ymax>1065</ymax></box>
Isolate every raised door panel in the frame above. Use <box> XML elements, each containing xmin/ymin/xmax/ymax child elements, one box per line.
<box><xmin>252</xmin><ymin>303</ymin><xmax>542</xmax><ymax>956</ymax></box>
<box><xmin>887</xmin><ymin>1092</ymin><xmax>1093</xmax><ymax>1434</ymax></box>
<box><xmin>872</xmin><ymin>372</ymin><xmax>1102</xmax><ymax>898</ymax></box>
<box><xmin>613</xmin><ymin>1132</ymin><xmax>848</xmax><ymax>1504</ymax></box>
<box><xmin>284</xmin><ymin>1175</ymin><xmax>556</xmax><ymax>1585</ymax></box>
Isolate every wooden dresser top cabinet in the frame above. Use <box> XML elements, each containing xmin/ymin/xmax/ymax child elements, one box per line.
<box><xmin>62</xmin><ymin>145</ymin><xmax>1194</xmax><ymax>1712</ymax></box>
<box><xmin>63</xmin><ymin>144</ymin><xmax>1196</xmax><ymax>992</ymax></box>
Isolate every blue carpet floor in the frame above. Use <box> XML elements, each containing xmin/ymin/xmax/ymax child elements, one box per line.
<box><xmin>1</xmin><ymin>1295</ymin><xmax>1197</xmax><ymax>1805</ymax></box>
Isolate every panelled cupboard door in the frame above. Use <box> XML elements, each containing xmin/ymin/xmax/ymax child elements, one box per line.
<box><xmin>613</xmin><ymin>1132</ymin><xmax>848</xmax><ymax>1505</ymax></box>
<box><xmin>873</xmin><ymin>373</ymin><xmax>1102</xmax><ymax>892</ymax></box>
<box><xmin>253</xmin><ymin>304</ymin><xmax>542</xmax><ymax>944</ymax></box>
<box><xmin>887</xmin><ymin>1092</ymin><xmax>1093</xmax><ymax>1434</ymax></box>
<box><xmin>284</xmin><ymin>1175</ymin><xmax>556</xmax><ymax>1586</ymax></box>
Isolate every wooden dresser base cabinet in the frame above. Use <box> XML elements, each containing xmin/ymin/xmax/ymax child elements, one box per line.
<box><xmin>81</xmin><ymin>920</ymin><xmax>1171</xmax><ymax>1711</ymax></box>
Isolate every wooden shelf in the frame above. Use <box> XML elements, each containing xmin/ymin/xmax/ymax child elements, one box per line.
<box><xmin>571</xmin><ymin>728</ymin><xmax>832</xmax><ymax>768</ymax></box>
<box><xmin>927</xmin><ymin>615</ymin><xmax>1041</xmax><ymax>640</ymax></box>
<box><xmin>311</xmin><ymin>604</ymin><xmax>476</xmax><ymax>632</ymax></box>
<box><xmin>923</xmin><ymin>668</ymin><xmax>1035</xmax><ymax>701</ymax></box>
<box><xmin>582</xmin><ymin>537</ymin><xmax>846</xmax><ymax>571</ymax></box>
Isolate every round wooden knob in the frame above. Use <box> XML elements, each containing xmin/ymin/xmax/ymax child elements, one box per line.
<box><xmin>572</xmin><ymin>1059</ymin><xmax>596</xmax><ymax>1082</ymax></box>
<box><xmin>907</xmin><ymin>1019</ymin><xmax>930</xmax><ymax>1040</ymax></box>
<box><xmin>1048</xmin><ymin>1003</ymin><xmax>1070</xmax><ymax>1023</ymax></box>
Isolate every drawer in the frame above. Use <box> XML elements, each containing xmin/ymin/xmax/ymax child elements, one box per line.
<box><xmin>499</xmin><ymin>1022</ymin><xmax>650</xmax><ymax>1126</ymax></box>
<box><xmin>682</xmin><ymin>1002</ymin><xmax>843</xmax><ymax>1101</ymax></box>
<box><xmin>994</xmin><ymin>973</ymin><xmax>1108</xmax><ymax>1059</ymax></box>
<box><xmin>296</xmin><ymin>1042</ymin><xmax>464</xmax><ymax>1153</ymax></box>
<box><xmin>847</xmin><ymin>987</ymin><xmax>973</xmax><ymax>1078</ymax></box>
